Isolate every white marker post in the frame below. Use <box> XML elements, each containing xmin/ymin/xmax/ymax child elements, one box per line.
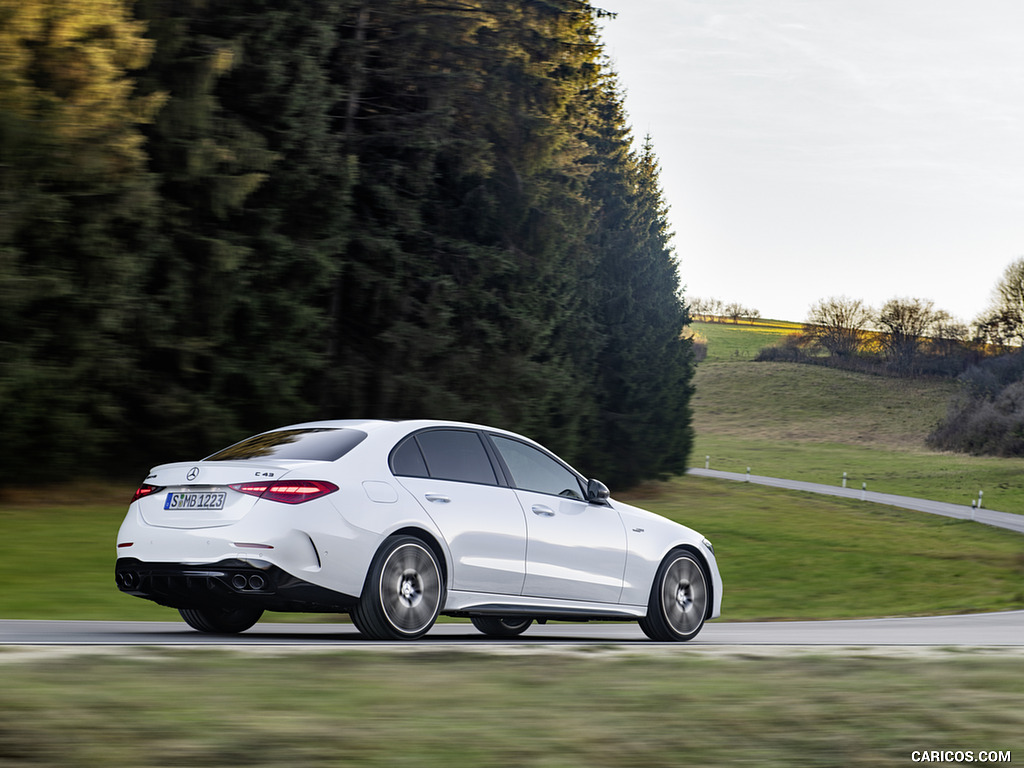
<box><xmin>705</xmin><ymin>455</ymin><xmax>710</xmax><ymax>470</ymax></box>
<box><xmin>977</xmin><ymin>490</ymin><xmax>984</xmax><ymax>509</ymax></box>
<box><xmin>746</xmin><ymin>467</ymin><xmax>751</xmax><ymax>482</ymax></box>
<box><xmin>861</xmin><ymin>482</ymin><xmax>867</xmax><ymax>501</ymax></box>
<box><xmin>842</xmin><ymin>472</ymin><xmax>847</xmax><ymax>489</ymax></box>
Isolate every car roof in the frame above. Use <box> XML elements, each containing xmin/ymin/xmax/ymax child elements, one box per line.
<box><xmin>266</xmin><ymin>418</ymin><xmax>531</xmax><ymax>442</ymax></box>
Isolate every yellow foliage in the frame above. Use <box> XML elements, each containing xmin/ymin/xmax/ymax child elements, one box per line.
<box><xmin>0</xmin><ymin>0</ymin><xmax>161</xmax><ymax>185</ymax></box>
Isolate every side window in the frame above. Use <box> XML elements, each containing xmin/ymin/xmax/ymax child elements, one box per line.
<box><xmin>390</xmin><ymin>437</ymin><xmax>428</xmax><ymax>477</ymax></box>
<box><xmin>490</xmin><ymin>436</ymin><xmax>584</xmax><ymax>500</ymax></box>
<box><xmin>415</xmin><ymin>430</ymin><xmax>497</xmax><ymax>485</ymax></box>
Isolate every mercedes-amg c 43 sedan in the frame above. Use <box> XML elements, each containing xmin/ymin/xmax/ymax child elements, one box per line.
<box><xmin>115</xmin><ymin>419</ymin><xmax>722</xmax><ymax>641</ymax></box>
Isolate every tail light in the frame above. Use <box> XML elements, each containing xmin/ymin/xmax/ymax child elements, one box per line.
<box><xmin>131</xmin><ymin>484</ymin><xmax>164</xmax><ymax>503</ymax></box>
<box><xmin>228</xmin><ymin>480</ymin><xmax>339</xmax><ymax>504</ymax></box>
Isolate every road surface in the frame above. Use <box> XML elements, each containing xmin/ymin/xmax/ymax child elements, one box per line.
<box><xmin>2</xmin><ymin>612</ymin><xmax>1022</xmax><ymax>650</ymax></box>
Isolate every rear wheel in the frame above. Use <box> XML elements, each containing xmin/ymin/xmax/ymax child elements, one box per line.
<box><xmin>638</xmin><ymin>550</ymin><xmax>709</xmax><ymax>642</ymax></box>
<box><xmin>351</xmin><ymin>536</ymin><xmax>443</xmax><ymax>641</ymax></box>
<box><xmin>470</xmin><ymin>616</ymin><xmax>533</xmax><ymax>638</ymax></box>
<box><xmin>179</xmin><ymin>605</ymin><xmax>263</xmax><ymax>634</ymax></box>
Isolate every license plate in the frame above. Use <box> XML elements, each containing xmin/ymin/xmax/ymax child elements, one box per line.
<box><xmin>164</xmin><ymin>491</ymin><xmax>226</xmax><ymax>511</ymax></box>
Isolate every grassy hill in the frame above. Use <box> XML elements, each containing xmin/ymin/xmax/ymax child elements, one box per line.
<box><xmin>688</xmin><ymin>321</ymin><xmax>1024</xmax><ymax>514</ymax></box>
<box><xmin>690</xmin><ymin>318</ymin><xmax>802</xmax><ymax>361</ymax></box>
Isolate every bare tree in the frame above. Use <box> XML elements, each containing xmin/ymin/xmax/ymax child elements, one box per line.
<box><xmin>977</xmin><ymin>257</ymin><xmax>1024</xmax><ymax>347</ymax></box>
<box><xmin>927</xmin><ymin>310</ymin><xmax>970</xmax><ymax>358</ymax></box>
<box><xmin>804</xmin><ymin>296</ymin><xmax>871</xmax><ymax>358</ymax></box>
<box><xmin>724</xmin><ymin>302</ymin><xmax>744</xmax><ymax>323</ymax></box>
<box><xmin>876</xmin><ymin>297</ymin><xmax>938</xmax><ymax>373</ymax></box>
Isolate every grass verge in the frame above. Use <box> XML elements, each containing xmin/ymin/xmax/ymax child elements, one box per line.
<box><xmin>0</xmin><ymin>650</ymin><xmax>1021</xmax><ymax>767</ymax></box>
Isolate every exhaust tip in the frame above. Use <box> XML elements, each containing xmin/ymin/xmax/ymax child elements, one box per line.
<box><xmin>231</xmin><ymin>574</ymin><xmax>248</xmax><ymax>590</ymax></box>
<box><xmin>248</xmin><ymin>574</ymin><xmax>266</xmax><ymax>590</ymax></box>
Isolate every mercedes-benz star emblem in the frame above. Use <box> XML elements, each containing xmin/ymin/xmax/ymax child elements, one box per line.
<box><xmin>186</xmin><ymin>467</ymin><xmax>200</xmax><ymax>481</ymax></box>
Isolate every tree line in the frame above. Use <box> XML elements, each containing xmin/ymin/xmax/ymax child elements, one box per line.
<box><xmin>0</xmin><ymin>0</ymin><xmax>695</xmax><ymax>489</ymax></box>
<box><xmin>688</xmin><ymin>297</ymin><xmax>761</xmax><ymax>324</ymax></box>
<box><xmin>791</xmin><ymin>295</ymin><xmax>974</xmax><ymax>376</ymax></box>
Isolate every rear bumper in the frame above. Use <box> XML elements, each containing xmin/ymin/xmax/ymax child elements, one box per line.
<box><xmin>115</xmin><ymin>558</ymin><xmax>358</xmax><ymax>612</ymax></box>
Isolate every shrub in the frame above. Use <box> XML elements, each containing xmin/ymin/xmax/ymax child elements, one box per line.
<box><xmin>928</xmin><ymin>354</ymin><xmax>1024</xmax><ymax>456</ymax></box>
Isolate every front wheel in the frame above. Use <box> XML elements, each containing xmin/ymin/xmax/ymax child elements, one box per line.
<box><xmin>351</xmin><ymin>536</ymin><xmax>443</xmax><ymax>641</ymax></box>
<box><xmin>638</xmin><ymin>550</ymin><xmax>709</xmax><ymax>642</ymax></box>
<box><xmin>179</xmin><ymin>605</ymin><xmax>263</xmax><ymax>634</ymax></box>
<box><xmin>470</xmin><ymin>616</ymin><xmax>533</xmax><ymax>638</ymax></box>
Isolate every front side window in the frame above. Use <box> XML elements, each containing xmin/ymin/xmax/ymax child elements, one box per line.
<box><xmin>205</xmin><ymin>428</ymin><xmax>367</xmax><ymax>462</ymax></box>
<box><xmin>490</xmin><ymin>436</ymin><xmax>584</xmax><ymax>499</ymax></box>
<box><xmin>400</xmin><ymin>430</ymin><xmax>497</xmax><ymax>485</ymax></box>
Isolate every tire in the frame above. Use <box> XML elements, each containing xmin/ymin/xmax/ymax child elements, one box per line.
<box><xmin>638</xmin><ymin>550</ymin><xmax>709</xmax><ymax>642</ymax></box>
<box><xmin>351</xmin><ymin>536</ymin><xmax>443</xmax><ymax>641</ymax></box>
<box><xmin>179</xmin><ymin>605</ymin><xmax>263</xmax><ymax>634</ymax></box>
<box><xmin>470</xmin><ymin>616</ymin><xmax>533</xmax><ymax>638</ymax></box>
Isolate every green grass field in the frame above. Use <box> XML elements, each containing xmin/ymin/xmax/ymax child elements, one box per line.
<box><xmin>2</xmin><ymin>650</ymin><xmax>1021</xmax><ymax>767</ymax></box>
<box><xmin>691</xmin><ymin>319</ymin><xmax>802</xmax><ymax>361</ymax></box>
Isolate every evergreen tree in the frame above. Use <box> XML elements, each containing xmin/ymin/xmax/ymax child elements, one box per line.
<box><xmin>127</xmin><ymin>0</ymin><xmax>299</xmax><ymax>465</ymax></box>
<box><xmin>581</xmin><ymin>91</ymin><xmax>694</xmax><ymax>487</ymax></box>
<box><xmin>0</xmin><ymin>0</ymin><xmax>160</xmax><ymax>479</ymax></box>
<box><xmin>320</xmin><ymin>0</ymin><xmax>604</xmax><ymax>464</ymax></box>
<box><xmin>0</xmin><ymin>0</ymin><xmax>696</xmax><ymax>489</ymax></box>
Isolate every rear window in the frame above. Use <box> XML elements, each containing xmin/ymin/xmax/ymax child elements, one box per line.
<box><xmin>205</xmin><ymin>428</ymin><xmax>367</xmax><ymax>462</ymax></box>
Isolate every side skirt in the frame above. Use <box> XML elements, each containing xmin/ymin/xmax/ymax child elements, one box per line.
<box><xmin>442</xmin><ymin>590</ymin><xmax>646</xmax><ymax>621</ymax></box>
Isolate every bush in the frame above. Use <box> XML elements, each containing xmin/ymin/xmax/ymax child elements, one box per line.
<box><xmin>754</xmin><ymin>335</ymin><xmax>808</xmax><ymax>363</ymax></box>
<box><xmin>928</xmin><ymin>353</ymin><xmax>1024</xmax><ymax>456</ymax></box>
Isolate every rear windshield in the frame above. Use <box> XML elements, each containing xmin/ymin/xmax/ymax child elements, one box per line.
<box><xmin>205</xmin><ymin>428</ymin><xmax>367</xmax><ymax>462</ymax></box>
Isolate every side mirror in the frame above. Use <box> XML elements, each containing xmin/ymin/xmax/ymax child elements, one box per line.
<box><xmin>586</xmin><ymin>478</ymin><xmax>610</xmax><ymax>505</ymax></box>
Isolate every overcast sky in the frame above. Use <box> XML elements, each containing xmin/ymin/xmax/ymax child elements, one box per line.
<box><xmin>597</xmin><ymin>0</ymin><xmax>1024</xmax><ymax>323</ymax></box>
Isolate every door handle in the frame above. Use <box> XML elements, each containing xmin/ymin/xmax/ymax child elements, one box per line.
<box><xmin>424</xmin><ymin>493</ymin><xmax>450</xmax><ymax>504</ymax></box>
<box><xmin>531</xmin><ymin>504</ymin><xmax>555</xmax><ymax>517</ymax></box>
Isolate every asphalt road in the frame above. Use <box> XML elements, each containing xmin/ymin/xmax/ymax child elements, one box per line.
<box><xmin>2</xmin><ymin>611</ymin><xmax>1022</xmax><ymax>649</ymax></box>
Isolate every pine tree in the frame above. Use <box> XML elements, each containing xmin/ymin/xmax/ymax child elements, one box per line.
<box><xmin>581</xmin><ymin>78</ymin><xmax>695</xmax><ymax>487</ymax></box>
<box><xmin>0</xmin><ymin>0</ymin><xmax>160</xmax><ymax>478</ymax></box>
<box><xmin>127</xmin><ymin>0</ymin><xmax>287</xmax><ymax>464</ymax></box>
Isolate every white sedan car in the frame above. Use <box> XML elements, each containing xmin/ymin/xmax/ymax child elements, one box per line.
<box><xmin>115</xmin><ymin>420</ymin><xmax>722</xmax><ymax>641</ymax></box>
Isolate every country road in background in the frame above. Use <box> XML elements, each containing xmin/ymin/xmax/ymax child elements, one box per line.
<box><xmin>688</xmin><ymin>468</ymin><xmax>1024</xmax><ymax>535</ymax></box>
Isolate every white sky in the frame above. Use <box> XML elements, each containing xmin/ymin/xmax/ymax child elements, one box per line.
<box><xmin>597</xmin><ymin>0</ymin><xmax>1024</xmax><ymax>323</ymax></box>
